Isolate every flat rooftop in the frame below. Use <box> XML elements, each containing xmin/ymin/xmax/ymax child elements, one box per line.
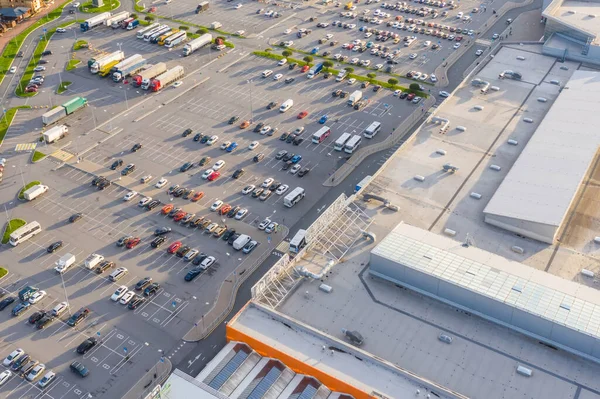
<box><xmin>552</xmin><ymin>1</ymin><xmax>600</xmax><ymax>42</ymax></box>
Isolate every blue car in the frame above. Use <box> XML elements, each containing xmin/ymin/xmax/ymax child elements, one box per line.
<box><xmin>319</xmin><ymin>115</ymin><xmax>328</xmax><ymax>124</ymax></box>
<box><xmin>359</xmin><ymin>26</ymin><xmax>365</xmax><ymax>31</ymax></box>
<box><xmin>12</xmin><ymin>301</ymin><xmax>31</xmax><ymax>316</ymax></box>
<box><xmin>366</xmin><ymin>41</ymin><xmax>374</xmax><ymax>48</ymax></box>
<box><xmin>291</xmin><ymin>155</ymin><xmax>302</xmax><ymax>164</ymax></box>
<box><xmin>226</xmin><ymin>142</ymin><xmax>238</xmax><ymax>152</ymax></box>
<box><xmin>310</xmin><ymin>47</ymin><xmax>319</xmax><ymax>55</ymax></box>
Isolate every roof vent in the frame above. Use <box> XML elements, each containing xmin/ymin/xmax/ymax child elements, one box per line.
<box><xmin>512</xmin><ymin>284</ymin><xmax>523</xmax><ymax>292</ymax></box>
<box><xmin>567</xmin><ymin>9</ymin><xmax>576</xmax><ymax>13</ymax></box>
<box><xmin>560</xmin><ymin>302</ymin><xmax>571</xmax><ymax>311</ymax></box>
<box><xmin>589</xmin><ymin>14</ymin><xmax>596</xmax><ymax>17</ymax></box>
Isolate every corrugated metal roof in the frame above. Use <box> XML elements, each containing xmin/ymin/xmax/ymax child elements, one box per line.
<box><xmin>483</xmin><ymin>70</ymin><xmax>600</xmax><ymax>227</ymax></box>
<box><xmin>371</xmin><ymin>223</ymin><xmax>600</xmax><ymax>340</ymax></box>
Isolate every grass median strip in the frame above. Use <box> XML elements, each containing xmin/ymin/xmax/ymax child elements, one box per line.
<box><xmin>0</xmin><ymin>268</ymin><xmax>7</xmax><ymax>278</ymax></box>
<box><xmin>0</xmin><ymin>106</ymin><xmax>31</xmax><ymax>145</ymax></box>
<box><xmin>79</xmin><ymin>0</ymin><xmax>120</xmax><ymax>13</ymax></box>
<box><xmin>73</xmin><ymin>40</ymin><xmax>88</xmax><ymax>50</ymax></box>
<box><xmin>57</xmin><ymin>81</ymin><xmax>72</xmax><ymax>94</ymax></box>
<box><xmin>18</xmin><ymin>181</ymin><xmax>41</xmax><ymax>200</ymax></box>
<box><xmin>2</xmin><ymin>219</ymin><xmax>26</xmax><ymax>244</ymax></box>
<box><xmin>66</xmin><ymin>59</ymin><xmax>80</xmax><ymax>71</ymax></box>
<box><xmin>32</xmin><ymin>150</ymin><xmax>47</xmax><ymax>162</ymax></box>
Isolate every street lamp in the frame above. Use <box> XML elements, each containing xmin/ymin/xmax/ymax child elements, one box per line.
<box><xmin>246</xmin><ymin>79</ymin><xmax>254</xmax><ymax>122</ymax></box>
<box><xmin>119</xmin><ymin>86</ymin><xmax>129</xmax><ymax>109</ymax></box>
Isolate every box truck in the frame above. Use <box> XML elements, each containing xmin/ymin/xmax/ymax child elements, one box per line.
<box><xmin>132</xmin><ymin>63</ymin><xmax>167</xmax><ymax>87</ymax></box>
<box><xmin>120</xmin><ymin>17</ymin><xmax>134</xmax><ymax>28</ymax></box>
<box><xmin>182</xmin><ymin>34</ymin><xmax>212</xmax><ymax>56</ymax></box>
<box><xmin>42</xmin><ymin>107</ymin><xmax>67</xmax><ymax>126</ymax></box>
<box><xmin>90</xmin><ymin>51</ymin><xmax>124</xmax><ymax>74</ymax></box>
<box><xmin>106</xmin><ymin>11</ymin><xmax>130</xmax><ymax>28</ymax></box>
<box><xmin>43</xmin><ymin>125</ymin><xmax>68</xmax><ymax>144</ymax></box>
<box><xmin>195</xmin><ymin>1</ymin><xmax>209</xmax><ymax>13</ymax></box>
<box><xmin>347</xmin><ymin>90</ymin><xmax>362</xmax><ymax>106</ymax></box>
<box><xmin>149</xmin><ymin>66</ymin><xmax>184</xmax><ymax>92</ymax></box>
<box><xmin>307</xmin><ymin>63</ymin><xmax>323</xmax><ymax>78</ymax></box>
<box><xmin>23</xmin><ymin>184</ymin><xmax>48</xmax><ymax>200</ymax></box>
<box><xmin>80</xmin><ymin>12</ymin><xmax>111</xmax><ymax>31</ymax></box>
<box><xmin>54</xmin><ymin>253</ymin><xmax>76</xmax><ymax>274</ymax></box>
<box><xmin>233</xmin><ymin>234</ymin><xmax>251</xmax><ymax>250</ymax></box>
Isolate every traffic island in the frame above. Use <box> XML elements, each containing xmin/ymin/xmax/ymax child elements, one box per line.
<box><xmin>0</xmin><ymin>268</ymin><xmax>7</xmax><ymax>278</ymax></box>
<box><xmin>79</xmin><ymin>0</ymin><xmax>121</xmax><ymax>13</ymax></box>
<box><xmin>18</xmin><ymin>181</ymin><xmax>41</xmax><ymax>200</ymax></box>
<box><xmin>31</xmin><ymin>150</ymin><xmax>47</xmax><ymax>163</ymax></box>
<box><xmin>0</xmin><ymin>106</ymin><xmax>30</xmax><ymax>147</ymax></box>
<box><xmin>73</xmin><ymin>40</ymin><xmax>88</xmax><ymax>51</ymax></box>
<box><xmin>56</xmin><ymin>81</ymin><xmax>72</xmax><ymax>94</ymax></box>
<box><xmin>1</xmin><ymin>219</ymin><xmax>26</xmax><ymax>244</ymax></box>
<box><xmin>66</xmin><ymin>59</ymin><xmax>81</xmax><ymax>71</ymax></box>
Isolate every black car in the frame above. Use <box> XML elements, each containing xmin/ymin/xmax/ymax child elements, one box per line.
<box><xmin>282</xmin><ymin>162</ymin><xmax>292</xmax><ymax>170</ymax></box>
<box><xmin>189</xmin><ymin>217</ymin><xmax>204</xmax><ymax>228</ymax></box>
<box><xmin>223</xmin><ymin>228</ymin><xmax>236</xmax><ymax>241</ymax></box>
<box><xmin>228</xmin><ymin>233</ymin><xmax>241</xmax><ymax>245</ymax></box>
<box><xmin>227</xmin><ymin>206</ymin><xmax>240</xmax><ymax>218</ymax></box>
<box><xmin>76</xmin><ymin>338</ymin><xmax>97</xmax><ymax>354</ymax></box>
<box><xmin>168</xmin><ymin>207</ymin><xmax>182</xmax><ymax>217</ymax></box>
<box><xmin>47</xmin><ymin>241</ymin><xmax>63</xmax><ymax>253</ymax></box>
<box><xmin>253</xmin><ymin>122</ymin><xmax>265</xmax><ymax>133</ymax></box>
<box><xmin>288</xmin><ymin>62</ymin><xmax>297</xmax><ymax>70</ymax></box>
<box><xmin>151</xmin><ymin>236</ymin><xmax>166</xmax><ymax>248</ymax></box>
<box><xmin>182</xmin><ymin>128</ymin><xmax>193</xmax><ymax>137</ymax></box>
<box><xmin>200</xmin><ymin>135</ymin><xmax>210</xmax><ymax>144</ymax></box>
<box><xmin>144</xmin><ymin>283</ymin><xmax>160</xmax><ymax>297</ymax></box>
<box><xmin>298</xmin><ymin>168</ymin><xmax>310</xmax><ymax>177</ymax></box>
<box><xmin>131</xmin><ymin>143</ymin><xmax>142</xmax><ymax>152</ymax></box>
<box><xmin>110</xmin><ymin>159</ymin><xmax>123</xmax><ymax>170</ymax></box>
<box><xmin>173</xmin><ymin>188</ymin><xmax>185</xmax><ymax>197</ymax></box>
<box><xmin>95</xmin><ymin>261</ymin><xmax>115</xmax><ymax>274</ymax></box>
<box><xmin>293</xmin><ymin>138</ymin><xmax>304</xmax><ymax>146</ymax></box>
<box><xmin>36</xmin><ymin>315</ymin><xmax>54</xmax><ymax>329</ymax></box>
<box><xmin>11</xmin><ymin>354</ymin><xmax>30</xmax><ymax>371</ymax></box>
<box><xmin>253</xmin><ymin>153</ymin><xmax>265</xmax><ymax>163</ymax></box>
<box><xmin>70</xmin><ymin>361</ymin><xmax>89</xmax><ymax>378</ymax></box>
<box><xmin>282</xmin><ymin>153</ymin><xmax>294</xmax><ymax>162</ymax></box>
<box><xmin>154</xmin><ymin>227</ymin><xmax>172</xmax><ymax>236</ymax></box>
<box><xmin>193</xmin><ymin>133</ymin><xmax>202</xmax><ymax>141</ymax></box>
<box><xmin>69</xmin><ymin>213</ymin><xmax>83</xmax><ymax>223</ymax></box>
<box><xmin>228</xmin><ymin>116</ymin><xmax>239</xmax><ymax>124</ymax></box>
<box><xmin>279</xmin><ymin>133</ymin><xmax>289</xmax><ymax>141</ymax></box>
<box><xmin>286</xmin><ymin>134</ymin><xmax>296</xmax><ymax>143</ymax></box>
<box><xmin>285</xmin><ymin>77</ymin><xmax>295</xmax><ymax>84</ymax></box>
<box><xmin>135</xmin><ymin>277</ymin><xmax>153</xmax><ymax>291</ymax></box>
<box><xmin>91</xmin><ymin>176</ymin><xmax>103</xmax><ymax>186</ymax></box>
<box><xmin>267</xmin><ymin>101</ymin><xmax>278</xmax><ymax>109</ymax></box>
<box><xmin>373</xmin><ymin>85</ymin><xmax>382</xmax><ymax>92</ymax></box>
<box><xmin>399</xmin><ymin>92</ymin><xmax>408</xmax><ymax>99</ymax></box>
<box><xmin>192</xmin><ymin>253</ymin><xmax>208</xmax><ymax>265</ymax></box>
<box><xmin>232</xmin><ymin>169</ymin><xmax>245</xmax><ymax>179</ymax></box>
<box><xmin>42</xmin><ymin>50</ymin><xmax>52</xmax><ymax>56</ymax></box>
<box><xmin>128</xmin><ymin>295</ymin><xmax>145</xmax><ymax>309</ymax></box>
<box><xmin>98</xmin><ymin>179</ymin><xmax>111</xmax><ymax>190</ymax></box>
<box><xmin>184</xmin><ymin>267</ymin><xmax>203</xmax><ymax>282</ymax></box>
<box><xmin>180</xmin><ymin>162</ymin><xmax>193</xmax><ymax>172</ymax></box>
<box><xmin>269</xmin><ymin>181</ymin><xmax>281</xmax><ymax>191</ymax></box>
<box><xmin>67</xmin><ymin>308</ymin><xmax>90</xmax><ymax>327</ymax></box>
<box><xmin>198</xmin><ymin>157</ymin><xmax>211</xmax><ymax>167</ymax></box>
<box><xmin>29</xmin><ymin>310</ymin><xmax>46</xmax><ymax>324</ymax></box>
<box><xmin>340</xmin><ymin>91</ymin><xmax>348</xmax><ymax>98</ymax></box>
<box><xmin>121</xmin><ymin>164</ymin><xmax>135</xmax><ymax>176</ymax></box>
<box><xmin>176</xmin><ymin>246</ymin><xmax>191</xmax><ymax>258</ymax></box>
<box><xmin>147</xmin><ymin>200</ymin><xmax>161</xmax><ymax>210</ymax></box>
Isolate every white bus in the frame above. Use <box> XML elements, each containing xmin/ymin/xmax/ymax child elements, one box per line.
<box><xmin>143</xmin><ymin>25</ymin><xmax>169</xmax><ymax>41</ymax></box>
<box><xmin>344</xmin><ymin>135</ymin><xmax>362</xmax><ymax>154</ymax></box>
<box><xmin>164</xmin><ymin>31</ymin><xmax>187</xmax><ymax>48</ymax></box>
<box><xmin>289</xmin><ymin>229</ymin><xmax>307</xmax><ymax>253</ymax></box>
<box><xmin>364</xmin><ymin>121</ymin><xmax>381</xmax><ymax>139</ymax></box>
<box><xmin>312</xmin><ymin>126</ymin><xmax>331</xmax><ymax>144</ymax></box>
<box><xmin>136</xmin><ymin>23</ymin><xmax>160</xmax><ymax>39</ymax></box>
<box><xmin>283</xmin><ymin>187</ymin><xmax>305</xmax><ymax>208</ymax></box>
<box><xmin>333</xmin><ymin>132</ymin><xmax>352</xmax><ymax>151</ymax></box>
<box><xmin>9</xmin><ymin>221</ymin><xmax>42</xmax><ymax>246</ymax></box>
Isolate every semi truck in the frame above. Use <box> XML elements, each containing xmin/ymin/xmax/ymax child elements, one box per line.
<box><xmin>90</xmin><ymin>51</ymin><xmax>124</xmax><ymax>73</ymax></box>
<box><xmin>347</xmin><ymin>90</ymin><xmax>363</xmax><ymax>106</ymax></box>
<box><xmin>112</xmin><ymin>56</ymin><xmax>146</xmax><ymax>82</ymax></box>
<box><xmin>110</xmin><ymin>54</ymin><xmax>143</xmax><ymax>74</ymax></box>
<box><xmin>164</xmin><ymin>31</ymin><xmax>187</xmax><ymax>48</ymax></box>
<box><xmin>80</xmin><ymin>12</ymin><xmax>112</xmax><ymax>32</ymax></box>
<box><xmin>307</xmin><ymin>63</ymin><xmax>323</xmax><ymax>79</ymax></box>
<box><xmin>41</xmin><ymin>97</ymin><xmax>88</xmax><ymax>125</ymax></box>
<box><xmin>23</xmin><ymin>184</ymin><xmax>49</xmax><ymax>200</ymax></box>
<box><xmin>136</xmin><ymin>23</ymin><xmax>159</xmax><ymax>38</ymax></box>
<box><xmin>149</xmin><ymin>66</ymin><xmax>184</xmax><ymax>92</ymax></box>
<box><xmin>182</xmin><ymin>34</ymin><xmax>213</xmax><ymax>56</ymax></box>
<box><xmin>195</xmin><ymin>1</ymin><xmax>209</xmax><ymax>13</ymax></box>
<box><xmin>125</xmin><ymin>19</ymin><xmax>139</xmax><ymax>30</ymax></box>
<box><xmin>98</xmin><ymin>60</ymin><xmax>120</xmax><ymax>77</ymax></box>
<box><xmin>106</xmin><ymin>11</ymin><xmax>130</xmax><ymax>28</ymax></box>
<box><xmin>132</xmin><ymin>62</ymin><xmax>167</xmax><ymax>88</ymax></box>
<box><xmin>43</xmin><ymin>125</ymin><xmax>68</xmax><ymax>144</ymax></box>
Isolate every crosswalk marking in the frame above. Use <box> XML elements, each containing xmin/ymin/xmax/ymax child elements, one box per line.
<box><xmin>475</xmin><ymin>39</ymin><xmax>492</xmax><ymax>47</ymax></box>
<box><xmin>50</xmin><ymin>149</ymin><xmax>74</xmax><ymax>162</ymax></box>
<box><xmin>276</xmin><ymin>241</ymin><xmax>290</xmax><ymax>253</ymax></box>
<box><xmin>14</xmin><ymin>143</ymin><xmax>37</xmax><ymax>151</ymax></box>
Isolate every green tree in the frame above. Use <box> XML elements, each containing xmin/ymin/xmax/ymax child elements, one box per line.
<box><xmin>323</xmin><ymin>60</ymin><xmax>334</xmax><ymax>71</ymax></box>
<box><xmin>131</xmin><ymin>13</ymin><xmax>137</xmax><ymax>19</ymax></box>
<box><xmin>303</xmin><ymin>55</ymin><xmax>313</xmax><ymax>64</ymax></box>
<box><xmin>265</xmin><ymin>48</ymin><xmax>272</xmax><ymax>52</ymax></box>
<box><xmin>179</xmin><ymin>25</ymin><xmax>189</xmax><ymax>31</ymax></box>
<box><xmin>367</xmin><ymin>73</ymin><xmax>377</xmax><ymax>82</ymax></box>
<box><xmin>409</xmin><ymin>83</ymin><xmax>421</xmax><ymax>91</ymax></box>
<box><xmin>388</xmin><ymin>78</ymin><xmax>398</xmax><ymax>87</ymax></box>
<box><xmin>145</xmin><ymin>16</ymin><xmax>154</xmax><ymax>21</ymax></box>
<box><xmin>196</xmin><ymin>27</ymin><xmax>209</xmax><ymax>34</ymax></box>
<box><xmin>344</xmin><ymin>67</ymin><xmax>354</xmax><ymax>73</ymax></box>
<box><xmin>282</xmin><ymin>50</ymin><xmax>292</xmax><ymax>57</ymax></box>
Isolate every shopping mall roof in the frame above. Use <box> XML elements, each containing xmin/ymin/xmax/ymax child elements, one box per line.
<box><xmin>548</xmin><ymin>0</ymin><xmax>600</xmax><ymax>41</ymax></box>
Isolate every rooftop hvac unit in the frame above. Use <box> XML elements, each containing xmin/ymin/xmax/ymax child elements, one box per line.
<box><xmin>414</xmin><ymin>175</ymin><xmax>425</xmax><ymax>182</ymax></box>
<box><xmin>490</xmin><ymin>164</ymin><xmax>501</xmax><ymax>171</ymax></box>
<box><xmin>537</xmin><ymin>97</ymin><xmax>547</xmax><ymax>102</ymax></box>
<box><xmin>456</xmin><ymin>126</ymin><xmax>467</xmax><ymax>131</ymax></box>
<box><xmin>581</xmin><ymin>269</ymin><xmax>595</xmax><ymax>278</ymax></box>
<box><xmin>594</xmin><ymin>236</ymin><xmax>600</xmax><ymax>244</ymax></box>
<box><xmin>474</xmin><ymin>105</ymin><xmax>484</xmax><ymax>110</ymax></box>
<box><xmin>491</xmin><ymin>86</ymin><xmax>500</xmax><ymax>91</ymax></box>
<box><xmin>511</xmin><ymin>246</ymin><xmax>525</xmax><ymax>254</ymax></box>
<box><xmin>567</xmin><ymin>9</ymin><xmax>576</xmax><ymax>13</ymax></box>
<box><xmin>523</xmin><ymin>117</ymin><xmax>534</xmax><ymax>123</ymax></box>
<box><xmin>550</xmin><ymin>80</ymin><xmax>561</xmax><ymax>85</ymax></box>
<box><xmin>508</xmin><ymin>139</ymin><xmax>518</xmax><ymax>145</ymax></box>
<box><xmin>319</xmin><ymin>284</ymin><xmax>333</xmax><ymax>293</ymax></box>
<box><xmin>560</xmin><ymin>66</ymin><xmax>569</xmax><ymax>70</ymax></box>
<box><xmin>470</xmin><ymin>192</ymin><xmax>482</xmax><ymax>199</ymax></box>
<box><xmin>517</xmin><ymin>365</ymin><xmax>533</xmax><ymax>377</ymax></box>
<box><xmin>341</xmin><ymin>328</ymin><xmax>364</xmax><ymax>346</ymax></box>
<box><xmin>516</xmin><ymin>56</ymin><xmax>526</xmax><ymax>60</ymax></box>
<box><xmin>436</xmin><ymin>149</ymin><xmax>447</xmax><ymax>155</ymax></box>
<box><xmin>589</xmin><ymin>14</ymin><xmax>597</xmax><ymax>17</ymax></box>
<box><xmin>443</xmin><ymin>228</ymin><xmax>457</xmax><ymax>237</ymax></box>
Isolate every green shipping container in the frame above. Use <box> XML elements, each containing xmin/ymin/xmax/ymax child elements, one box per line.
<box><xmin>62</xmin><ymin>97</ymin><xmax>88</xmax><ymax>115</ymax></box>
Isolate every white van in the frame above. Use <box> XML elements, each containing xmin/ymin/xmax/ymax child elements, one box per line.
<box><xmin>335</xmin><ymin>71</ymin><xmax>347</xmax><ymax>82</ymax></box>
<box><xmin>262</xmin><ymin>69</ymin><xmax>273</xmax><ymax>78</ymax></box>
<box><xmin>109</xmin><ymin>267</ymin><xmax>128</xmax><ymax>282</ymax></box>
<box><xmin>279</xmin><ymin>99</ymin><xmax>293</xmax><ymax>113</ymax></box>
<box><xmin>84</xmin><ymin>253</ymin><xmax>104</xmax><ymax>269</ymax></box>
<box><xmin>54</xmin><ymin>253</ymin><xmax>75</xmax><ymax>274</ymax></box>
<box><xmin>480</xmin><ymin>82</ymin><xmax>490</xmax><ymax>94</ymax></box>
<box><xmin>233</xmin><ymin>234</ymin><xmax>252</xmax><ymax>250</ymax></box>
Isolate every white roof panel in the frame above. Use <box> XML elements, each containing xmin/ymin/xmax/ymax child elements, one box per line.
<box><xmin>484</xmin><ymin>70</ymin><xmax>600</xmax><ymax>227</ymax></box>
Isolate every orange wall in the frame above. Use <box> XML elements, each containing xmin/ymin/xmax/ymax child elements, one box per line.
<box><xmin>227</xmin><ymin>325</ymin><xmax>377</xmax><ymax>399</ymax></box>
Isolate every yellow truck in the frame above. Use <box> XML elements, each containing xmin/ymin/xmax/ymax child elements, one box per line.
<box><xmin>98</xmin><ymin>60</ymin><xmax>120</xmax><ymax>77</ymax></box>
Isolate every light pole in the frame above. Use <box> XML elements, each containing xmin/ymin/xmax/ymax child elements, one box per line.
<box><xmin>247</xmin><ymin>79</ymin><xmax>254</xmax><ymax>122</ymax></box>
<box><xmin>154</xmin><ymin>349</ymin><xmax>164</xmax><ymax>378</ymax></box>
<box><xmin>119</xmin><ymin>86</ymin><xmax>129</xmax><ymax>109</ymax></box>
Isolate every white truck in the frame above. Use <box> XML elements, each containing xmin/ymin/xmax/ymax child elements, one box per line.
<box><xmin>347</xmin><ymin>90</ymin><xmax>363</xmax><ymax>106</ymax></box>
<box><xmin>182</xmin><ymin>34</ymin><xmax>213</xmax><ymax>56</ymax></box>
<box><xmin>80</xmin><ymin>12</ymin><xmax>111</xmax><ymax>32</ymax></box>
<box><xmin>54</xmin><ymin>253</ymin><xmax>76</xmax><ymax>274</ymax></box>
<box><xmin>148</xmin><ymin>65</ymin><xmax>184</xmax><ymax>92</ymax></box>
<box><xmin>84</xmin><ymin>253</ymin><xmax>104</xmax><ymax>269</ymax></box>
<box><xmin>106</xmin><ymin>11</ymin><xmax>130</xmax><ymax>28</ymax></box>
<box><xmin>43</xmin><ymin>125</ymin><xmax>68</xmax><ymax>144</ymax></box>
<box><xmin>132</xmin><ymin>62</ymin><xmax>167</xmax><ymax>88</ymax></box>
<box><xmin>279</xmin><ymin>99</ymin><xmax>293</xmax><ymax>113</ymax></box>
<box><xmin>90</xmin><ymin>51</ymin><xmax>125</xmax><ymax>74</ymax></box>
<box><xmin>23</xmin><ymin>184</ymin><xmax>49</xmax><ymax>201</ymax></box>
<box><xmin>233</xmin><ymin>234</ymin><xmax>252</xmax><ymax>251</ymax></box>
<box><xmin>111</xmin><ymin>54</ymin><xmax>146</xmax><ymax>82</ymax></box>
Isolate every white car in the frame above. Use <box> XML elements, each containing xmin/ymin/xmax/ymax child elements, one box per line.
<box><xmin>283</xmin><ymin>41</ymin><xmax>294</xmax><ymax>47</ymax></box>
<box><xmin>110</xmin><ymin>286</ymin><xmax>128</xmax><ymax>302</ymax></box>
<box><xmin>123</xmin><ymin>191</ymin><xmax>138</xmax><ymax>201</ymax></box>
<box><xmin>439</xmin><ymin>91</ymin><xmax>450</xmax><ymax>98</ymax></box>
<box><xmin>453</xmin><ymin>42</ymin><xmax>461</xmax><ymax>49</ymax></box>
<box><xmin>235</xmin><ymin>3</ymin><xmax>242</xmax><ymax>8</ymax></box>
<box><xmin>347</xmin><ymin>78</ymin><xmax>356</xmax><ymax>85</ymax></box>
<box><xmin>0</xmin><ymin>370</ymin><xmax>11</xmax><ymax>386</ymax></box>
<box><xmin>375</xmin><ymin>63</ymin><xmax>383</xmax><ymax>70</ymax></box>
<box><xmin>119</xmin><ymin>291</ymin><xmax>135</xmax><ymax>305</ymax></box>
<box><xmin>201</xmin><ymin>256</ymin><xmax>216</xmax><ymax>269</ymax></box>
<box><xmin>8</xmin><ymin>66</ymin><xmax>16</xmax><ymax>73</ymax></box>
<box><xmin>26</xmin><ymin>364</ymin><xmax>45</xmax><ymax>382</ymax></box>
<box><xmin>155</xmin><ymin>178</ymin><xmax>168</xmax><ymax>188</ymax></box>
<box><xmin>393</xmin><ymin>89</ymin><xmax>402</xmax><ymax>96</ymax></box>
<box><xmin>278</xmin><ymin>58</ymin><xmax>287</xmax><ymax>66</ymax></box>
<box><xmin>475</xmin><ymin>49</ymin><xmax>483</xmax><ymax>56</ymax></box>
<box><xmin>262</xmin><ymin>69</ymin><xmax>273</xmax><ymax>78</ymax></box>
<box><xmin>56</xmin><ymin>28</ymin><xmax>66</xmax><ymax>33</ymax></box>
<box><xmin>138</xmin><ymin>196</ymin><xmax>152</xmax><ymax>207</ymax></box>
<box><xmin>51</xmin><ymin>302</ymin><xmax>69</xmax><ymax>316</ymax></box>
<box><xmin>141</xmin><ymin>175</ymin><xmax>152</xmax><ymax>183</ymax></box>
<box><xmin>248</xmin><ymin>141</ymin><xmax>259</xmax><ymax>150</ymax></box>
<box><xmin>456</xmin><ymin>11</ymin><xmax>463</xmax><ymax>18</ymax></box>
<box><xmin>220</xmin><ymin>141</ymin><xmax>231</xmax><ymax>150</ymax></box>
<box><xmin>290</xmin><ymin>164</ymin><xmax>301</xmax><ymax>174</ymax></box>
<box><xmin>235</xmin><ymin>208</ymin><xmax>248</xmax><ymax>220</ymax></box>
<box><xmin>361</xmin><ymin>60</ymin><xmax>371</xmax><ymax>66</ymax></box>
<box><xmin>212</xmin><ymin>160</ymin><xmax>225</xmax><ymax>170</ymax></box>
<box><xmin>210</xmin><ymin>200</ymin><xmax>224</xmax><ymax>211</ymax></box>
<box><xmin>419</xmin><ymin>73</ymin><xmax>428</xmax><ymax>81</ymax></box>
<box><xmin>260</xmin><ymin>125</ymin><xmax>271</xmax><ymax>134</ymax></box>
<box><xmin>430</xmin><ymin>74</ymin><xmax>437</xmax><ymax>82</ymax></box>
<box><xmin>258</xmin><ymin>218</ymin><xmax>271</xmax><ymax>230</ymax></box>
<box><xmin>242</xmin><ymin>185</ymin><xmax>255</xmax><ymax>195</ymax></box>
<box><xmin>261</xmin><ymin>178</ymin><xmax>274</xmax><ymax>188</ymax></box>
<box><xmin>29</xmin><ymin>290</ymin><xmax>47</xmax><ymax>304</ymax></box>
<box><xmin>73</xmin><ymin>2</ymin><xmax>80</xmax><ymax>6</ymax></box>
<box><xmin>409</xmin><ymin>53</ymin><xmax>417</xmax><ymax>59</ymax></box>
<box><xmin>284</xmin><ymin>28</ymin><xmax>292</xmax><ymax>34</ymax></box>
<box><xmin>3</xmin><ymin>349</ymin><xmax>24</xmax><ymax>366</ymax></box>
<box><xmin>202</xmin><ymin>169</ymin><xmax>214</xmax><ymax>179</ymax></box>
<box><xmin>207</xmin><ymin>135</ymin><xmax>219</xmax><ymax>145</ymax></box>
<box><xmin>423</xmin><ymin>40</ymin><xmax>431</xmax><ymax>47</ymax></box>
<box><xmin>173</xmin><ymin>81</ymin><xmax>182</xmax><ymax>88</ymax></box>
<box><xmin>350</xmin><ymin>58</ymin><xmax>359</xmax><ymax>65</ymax></box>
<box><xmin>265</xmin><ymin>222</ymin><xmax>279</xmax><ymax>234</ymax></box>
<box><xmin>273</xmin><ymin>73</ymin><xmax>283</xmax><ymax>81</ymax></box>
<box><xmin>413</xmin><ymin>72</ymin><xmax>422</xmax><ymax>79</ymax></box>
<box><xmin>365</xmin><ymin>32</ymin><xmax>372</xmax><ymax>38</ymax></box>
<box><xmin>34</xmin><ymin>66</ymin><xmax>46</xmax><ymax>72</ymax></box>
<box><xmin>275</xmin><ymin>184</ymin><xmax>289</xmax><ymax>195</ymax></box>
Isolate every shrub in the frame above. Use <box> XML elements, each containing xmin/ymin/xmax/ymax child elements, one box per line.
<box><xmin>145</xmin><ymin>16</ymin><xmax>154</xmax><ymax>21</ymax></box>
<box><xmin>409</xmin><ymin>83</ymin><xmax>421</xmax><ymax>91</ymax></box>
<box><xmin>282</xmin><ymin>50</ymin><xmax>292</xmax><ymax>57</ymax></box>
<box><xmin>303</xmin><ymin>55</ymin><xmax>313</xmax><ymax>63</ymax></box>
<box><xmin>196</xmin><ymin>28</ymin><xmax>208</xmax><ymax>34</ymax></box>
<box><xmin>344</xmin><ymin>67</ymin><xmax>354</xmax><ymax>73</ymax></box>
<box><xmin>1</xmin><ymin>219</ymin><xmax>26</xmax><ymax>244</ymax></box>
<box><xmin>388</xmin><ymin>78</ymin><xmax>398</xmax><ymax>86</ymax></box>
<box><xmin>179</xmin><ymin>25</ymin><xmax>189</xmax><ymax>31</ymax></box>
<box><xmin>323</xmin><ymin>60</ymin><xmax>334</xmax><ymax>70</ymax></box>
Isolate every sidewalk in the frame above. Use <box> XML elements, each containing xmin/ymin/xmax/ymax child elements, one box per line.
<box><xmin>122</xmin><ymin>357</ymin><xmax>173</xmax><ymax>399</ymax></box>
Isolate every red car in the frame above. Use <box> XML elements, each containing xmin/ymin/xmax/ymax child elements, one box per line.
<box><xmin>455</xmin><ymin>36</ymin><xmax>463</xmax><ymax>42</ymax></box>
<box><xmin>207</xmin><ymin>171</ymin><xmax>220</xmax><ymax>181</ymax></box>
<box><xmin>301</xmin><ymin>65</ymin><xmax>310</xmax><ymax>73</ymax></box>
<box><xmin>191</xmin><ymin>192</ymin><xmax>205</xmax><ymax>202</ymax></box>
<box><xmin>173</xmin><ymin>211</ymin><xmax>187</xmax><ymax>222</ymax></box>
<box><xmin>161</xmin><ymin>204</ymin><xmax>174</xmax><ymax>214</ymax></box>
<box><xmin>297</xmin><ymin>111</ymin><xmax>308</xmax><ymax>119</ymax></box>
<box><xmin>407</xmin><ymin>93</ymin><xmax>416</xmax><ymax>101</ymax></box>
<box><xmin>25</xmin><ymin>86</ymin><xmax>38</xmax><ymax>93</ymax></box>
<box><xmin>126</xmin><ymin>237</ymin><xmax>141</xmax><ymax>249</ymax></box>
<box><xmin>167</xmin><ymin>241</ymin><xmax>182</xmax><ymax>254</ymax></box>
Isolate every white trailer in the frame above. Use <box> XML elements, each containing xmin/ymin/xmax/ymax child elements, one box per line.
<box><xmin>111</xmin><ymin>54</ymin><xmax>143</xmax><ymax>73</ymax></box>
<box><xmin>23</xmin><ymin>184</ymin><xmax>49</xmax><ymax>201</ymax></box>
<box><xmin>149</xmin><ymin>65</ymin><xmax>184</xmax><ymax>92</ymax></box>
<box><xmin>80</xmin><ymin>12</ymin><xmax>111</xmax><ymax>31</ymax></box>
<box><xmin>42</xmin><ymin>107</ymin><xmax>67</xmax><ymax>126</ymax></box>
<box><xmin>43</xmin><ymin>125</ymin><xmax>68</xmax><ymax>144</ymax></box>
<box><xmin>106</xmin><ymin>11</ymin><xmax>130</xmax><ymax>27</ymax></box>
<box><xmin>90</xmin><ymin>51</ymin><xmax>124</xmax><ymax>74</ymax></box>
<box><xmin>132</xmin><ymin>62</ymin><xmax>167</xmax><ymax>87</ymax></box>
<box><xmin>182</xmin><ymin>34</ymin><xmax>213</xmax><ymax>56</ymax></box>
<box><xmin>347</xmin><ymin>90</ymin><xmax>362</xmax><ymax>106</ymax></box>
